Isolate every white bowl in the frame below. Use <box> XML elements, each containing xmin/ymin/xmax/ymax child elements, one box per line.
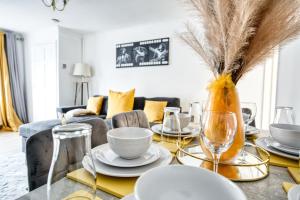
<box><xmin>135</xmin><ymin>165</ymin><xmax>247</xmax><ymax>200</ymax></box>
<box><xmin>269</xmin><ymin>124</ymin><xmax>300</xmax><ymax>149</ymax></box>
<box><xmin>288</xmin><ymin>185</ymin><xmax>300</xmax><ymax>200</ymax></box>
<box><xmin>107</xmin><ymin>127</ymin><xmax>153</xmax><ymax>159</ymax></box>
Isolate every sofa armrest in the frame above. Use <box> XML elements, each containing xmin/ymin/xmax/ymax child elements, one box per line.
<box><xmin>56</xmin><ymin>105</ymin><xmax>87</xmax><ymax>114</ymax></box>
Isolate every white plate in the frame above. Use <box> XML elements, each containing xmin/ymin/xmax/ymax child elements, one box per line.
<box><xmin>288</xmin><ymin>185</ymin><xmax>300</xmax><ymax>200</ymax></box>
<box><xmin>83</xmin><ymin>144</ymin><xmax>172</xmax><ymax>177</ymax></box>
<box><xmin>135</xmin><ymin>165</ymin><xmax>247</xmax><ymax>200</ymax></box>
<box><xmin>255</xmin><ymin>137</ymin><xmax>299</xmax><ymax>160</ymax></box>
<box><xmin>268</xmin><ymin>137</ymin><xmax>300</xmax><ymax>156</ymax></box>
<box><xmin>151</xmin><ymin>124</ymin><xmax>191</xmax><ymax>135</ymax></box>
<box><xmin>94</xmin><ymin>143</ymin><xmax>160</xmax><ymax>168</ymax></box>
<box><xmin>245</xmin><ymin>126</ymin><xmax>259</xmax><ymax>136</ymax></box>
<box><xmin>121</xmin><ymin>194</ymin><xmax>135</xmax><ymax>200</ymax></box>
<box><xmin>151</xmin><ymin>124</ymin><xmax>199</xmax><ymax>138</ymax></box>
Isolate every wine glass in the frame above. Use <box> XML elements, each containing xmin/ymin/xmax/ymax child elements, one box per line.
<box><xmin>201</xmin><ymin>111</ymin><xmax>237</xmax><ymax>173</ymax></box>
<box><xmin>274</xmin><ymin>106</ymin><xmax>295</xmax><ymax>124</ymax></box>
<box><xmin>241</xmin><ymin>102</ymin><xmax>257</xmax><ymax>133</ymax></box>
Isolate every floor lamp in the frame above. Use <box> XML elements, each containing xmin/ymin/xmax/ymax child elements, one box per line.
<box><xmin>73</xmin><ymin>63</ymin><xmax>91</xmax><ymax>105</ymax></box>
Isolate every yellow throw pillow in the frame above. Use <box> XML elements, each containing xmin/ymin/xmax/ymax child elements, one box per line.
<box><xmin>86</xmin><ymin>96</ymin><xmax>104</xmax><ymax>115</ymax></box>
<box><xmin>144</xmin><ymin>100</ymin><xmax>168</xmax><ymax>123</ymax></box>
<box><xmin>106</xmin><ymin>89</ymin><xmax>135</xmax><ymax>118</ymax></box>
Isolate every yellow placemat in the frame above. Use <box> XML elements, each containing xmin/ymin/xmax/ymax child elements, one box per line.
<box><xmin>63</xmin><ymin>190</ymin><xmax>102</xmax><ymax>200</ymax></box>
<box><xmin>67</xmin><ymin>168</ymin><xmax>137</xmax><ymax>198</ymax></box>
<box><xmin>257</xmin><ymin>149</ymin><xmax>299</xmax><ymax>168</ymax></box>
<box><xmin>153</xmin><ymin>133</ymin><xmax>194</xmax><ymax>154</ymax></box>
<box><xmin>288</xmin><ymin>167</ymin><xmax>300</xmax><ymax>184</ymax></box>
<box><xmin>282</xmin><ymin>182</ymin><xmax>296</xmax><ymax>193</ymax></box>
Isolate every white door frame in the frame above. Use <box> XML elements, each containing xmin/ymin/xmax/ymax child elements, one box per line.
<box><xmin>261</xmin><ymin>48</ymin><xmax>279</xmax><ymax>129</ymax></box>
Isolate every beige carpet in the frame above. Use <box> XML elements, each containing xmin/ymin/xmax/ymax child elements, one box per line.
<box><xmin>0</xmin><ymin>131</ymin><xmax>28</xmax><ymax>200</ymax></box>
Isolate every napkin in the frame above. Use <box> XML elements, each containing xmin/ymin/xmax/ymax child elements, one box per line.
<box><xmin>67</xmin><ymin>168</ymin><xmax>137</xmax><ymax>198</ymax></box>
<box><xmin>153</xmin><ymin>133</ymin><xmax>194</xmax><ymax>154</ymax></box>
<box><xmin>63</xmin><ymin>190</ymin><xmax>102</xmax><ymax>200</ymax></box>
<box><xmin>282</xmin><ymin>182</ymin><xmax>296</xmax><ymax>193</ymax></box>
<box><xmin>257</xmin><ymin>149</ymin><xmax>299</xmax><ymax>168</ymax></box>
<box><xmin>288</xmin><ymin>167</ymin><xmax>300</xmax><ymax>184</ymax></box>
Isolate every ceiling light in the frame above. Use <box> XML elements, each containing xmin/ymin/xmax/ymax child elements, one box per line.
<box><xmin>51</xmin><ymin>18</ymin><xmax>60</xmax><ymax>23</ymax></box>
<box><xmin>42</xmin><ymin>0</ymin><xmax>69</xmax><ymax>11</ymax></box>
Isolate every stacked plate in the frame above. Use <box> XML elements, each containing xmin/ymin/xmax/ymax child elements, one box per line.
<box><xmin>82</xmin><ymin>143</ymin><xmax>173</xmax><ymax>177</ymax></box>
<box><xmin>151</xmin><ymin>124</ymin><xmax>199</xmax><ymax>138</ymax></box>
<box><xmin>256</xmin><ymin>124</ymin><xmax>300</xmax><ymax>160</ymax></box>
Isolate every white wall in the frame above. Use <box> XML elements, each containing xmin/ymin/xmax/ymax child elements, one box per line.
<box><xmin>58</xmin><ymin>27</ymin><xmax>82</xmax><ymax>106</ymax></box>
<box><xmin>277</xmin><ymin>38</ymin><xmax>300</xmax><ymax>124</ymax></box>
<box><xmin>84</xmin><ymin>21</ymin><xmax>266</xmax><ymax>127</ymax></box>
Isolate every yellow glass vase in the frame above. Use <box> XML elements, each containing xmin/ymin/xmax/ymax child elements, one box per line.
<box><xmin>200</xmin><ymin>74</ymin><xmax>245</xmax><ymax>162</ymax></box>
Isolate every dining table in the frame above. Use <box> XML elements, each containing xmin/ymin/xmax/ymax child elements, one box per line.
<box><xmin>17</xmin><ymin>131</ymin><xmax>297</xmax><ymax>200</ymax></box>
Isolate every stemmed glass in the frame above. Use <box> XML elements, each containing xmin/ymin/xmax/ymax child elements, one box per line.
<box><xmin>241</xmin><ymin>102</ymin><xmax>257</xmax><ymax>133</ymax></box>
<box><xmin>201</xmin><ymin>111</ymin><xmax>237</xmax><ymax>173</ymax></box>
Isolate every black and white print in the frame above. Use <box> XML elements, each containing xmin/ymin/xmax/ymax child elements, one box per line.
<box><xmin>116</xmin><ymin>38</ymin><xmax>169</xmax><ymax>68</ymax></box>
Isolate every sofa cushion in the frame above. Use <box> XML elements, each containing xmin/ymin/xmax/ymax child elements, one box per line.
<box><xmin>87</xmin><ymin>96</ymin><xmax>104</xmax><ymax>115</ymax></box>
<box><xmin>106</xmin><ymin>89</ymin><xmax>135</xmax><ymax>118</ymax></box>
<box><xmin>144</xmin><ymin>100</ymin><xmax>168</xmax><ymax>123</ymax></box>
<box><xmin>146</xmin><ymin>97</ymin><xmax>180</xmax><ymax>108</ymax></box>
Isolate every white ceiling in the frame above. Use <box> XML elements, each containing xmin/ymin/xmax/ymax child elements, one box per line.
<box><xmin>0</xmin><ymin>0</ymin><xmax>186</xmax><ymax>34</ymax></box>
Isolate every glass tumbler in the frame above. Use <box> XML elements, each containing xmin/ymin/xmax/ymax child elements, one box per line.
<box><xmin>274</xmin><ymin>106</ymin><xmax>295</xmax><ymax>124</ymax></box>
<box><xmin>47</xmin><ymin>123</ymin><xmax>97</xmax><ymax>200</ymax></box>
<box><xmin>189</xmin><ymin>102</ymin><xmax>202</xmax><ymax>126</ymax></box>
<box><xmin>161</xmin><ymin>107</ymin><xmax>181</xmax><ymax>144</ymax></box>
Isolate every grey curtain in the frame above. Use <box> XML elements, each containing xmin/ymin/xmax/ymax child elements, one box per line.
<box><xmin>5</xmin><ymin>32</ymin><xmax>28</xmax><ymax>123</ymax></box>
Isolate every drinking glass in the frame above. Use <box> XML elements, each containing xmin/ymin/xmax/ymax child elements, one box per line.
<box><xmin>241</xmin><ymin>102</ymin><xmax>257</xmax><ymax>132</ymax></box>
<box><xmin>161</xmin><ymin>107</ymin><xmax>181</xmax><ymax>143</ymax></box>
<box><xmin>201</xmin><ymin>111</ymin><xmax>237</xmax><ymax>173</ymax></box>
<box><xmin>274</xmin><ymin>106</ymin><xmax>295</xmax><ymax>124</ymax></box>
<box><xmin>47</xmin><ymin>123</ymin><xmax>97</xmax><ymax>200</ymax></box>
<box><xmin>189</xmin><ymin>102</ymin><xmax>202</xmax><ymax>126</ymax></box>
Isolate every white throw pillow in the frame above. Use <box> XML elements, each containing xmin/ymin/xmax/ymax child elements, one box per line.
<box><xmin>65</xmin><ymin>109</ymin><xmax>94</xmax><ymax>120</ymax></box>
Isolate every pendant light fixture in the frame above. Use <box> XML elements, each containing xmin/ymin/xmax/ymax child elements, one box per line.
<box><xmin>42</xmin><ymin>0</ymin><xmax>69</xmax><ymax>11</ymax></box>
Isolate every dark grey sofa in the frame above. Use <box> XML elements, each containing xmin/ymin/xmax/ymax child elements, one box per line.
<box><xmin>20</xmin><ymin>96</ymin><xmax>180</xmax><ymax>152</ymax></box>
<box><xmin>26</xmin><ymin>118</ymin><xmax>108</xmax><ymax>191</ymax></box>
<box><xmin>56</xmin><ymin>96</ymin><xmax>181</xmax><ymax>118</ymax></box>
<box><xmin>19</xmin><ymin>116</ymin><xmax>99</xmax><ymax>152</ymax></box>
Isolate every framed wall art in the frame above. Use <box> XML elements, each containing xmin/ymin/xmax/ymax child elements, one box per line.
<box><xmin>116</xmin><ymin>37</ymin><xmax>169</xmax><ymax>68</ymax></box>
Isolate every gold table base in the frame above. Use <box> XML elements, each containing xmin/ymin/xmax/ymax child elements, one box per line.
<box><xmin>176</xmin><ymin>140</ymin><xmax>270</xmax><ymax>182</ymax></box>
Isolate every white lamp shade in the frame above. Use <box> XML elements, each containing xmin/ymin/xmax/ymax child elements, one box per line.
<box><xmin>73</xmin><ymin>63</ymin><xmax>91</xmax><ymax>77</ymax></box>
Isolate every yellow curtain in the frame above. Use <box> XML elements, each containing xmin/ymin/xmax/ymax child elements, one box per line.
<box><xmin>0</xmin><ymin>32</ymin><xmax>22</xmax><ymax>131</ymax></box>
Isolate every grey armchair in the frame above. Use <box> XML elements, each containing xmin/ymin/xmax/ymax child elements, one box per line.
<box><xmin>26</xmin><ymin>118</ymin><xmax>108</xmax><ymax>191</ymax></box>
<box><xmin>112</xmin><ymin>110</ymin><xmax>150</xmax><ymax>129</ymax></box>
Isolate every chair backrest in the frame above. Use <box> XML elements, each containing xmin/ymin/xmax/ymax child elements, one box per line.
<box><xmin>112</xmin><ymin>110</ymin><xmax>150</xmax><ymax>129</ymax></box>
<box><xmin>26</xmin><ymin>118</ymin><xmax>108</xmax><ymax>191</ymax></box>
<box><xmin>242</xmin><ymin>107</ymin><xmax>256</xmax><ymax>127</ymax></box>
